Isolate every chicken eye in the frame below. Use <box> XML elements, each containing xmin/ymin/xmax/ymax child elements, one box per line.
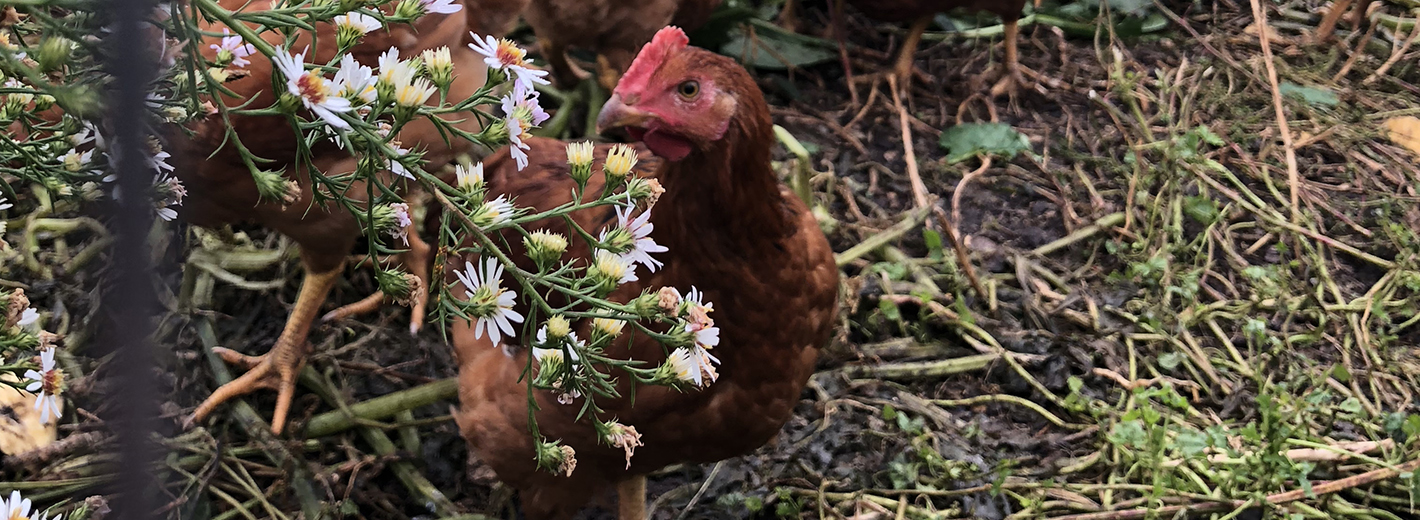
<box><xmin>677</xmin><ymin>80</ymin><xmax>699</xmax><ymax>99</ymax></box>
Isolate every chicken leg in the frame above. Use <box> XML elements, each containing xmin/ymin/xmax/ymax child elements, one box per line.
<box><xmin>890</xmin><ymin>16</ymin><xmax>932</xmax><ymax>90</ymax></box>
<box><xmin>1312</xmin><ymin>0</ymin><xmax>1374</xmax><ymax>42</ymax></box>
<box><xmin>192</xmin><ymin>257</ymin><xmax>343</xmax><ymax>434</ymax></box>
<box><xmin>618</xmin><ymin>476</ymin><xmax>646</xmax><ymax>520</ymax></box>
<box><xmin>987</xmin><ymin>17</ymin><xmax>1027</xmax><ymax>97</ymax></box>
<box><xmin>320</xmin><ymin>202</ymin><xmax>434</xmax><ymax>335</ymax></box>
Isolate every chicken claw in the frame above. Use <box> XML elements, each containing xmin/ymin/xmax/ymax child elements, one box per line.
<box><xmin>1310</xmin><ymin>0</ymin><xmax>1373</xmax><ymax>43</ymax></box>
<box><xmin>977</xmin><ymin>18</ymin><xmax>1054</xmax><ymax>98</ymax></box>
<box><xmin>321</xmin><ymin>215</ymin><xmax>433</xmax><ymax>335</ymax></box>
<box><xmin>191</xmin><ymin>262</ymin><xmax>344</xmax><ymax>434</ymax></box>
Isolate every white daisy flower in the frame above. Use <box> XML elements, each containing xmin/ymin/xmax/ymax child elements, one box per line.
<box><xmin>472</xmin><ymin>195</ymin><xmax>515</xmax><ymax>229</ymax></box>
<box><xmin>455</xmin><ymin>162</ymin><xmax>483</xmax><ymax>191</ymax></box>
<box><xmin>606</xmin><ymin>204</ymin><xmax>666</xmax><ymax>272</ymax></box>
<box><xmin>666</xmin><ymin>346</ymin><xmax>718</xmax><ymax>387</ymax></box>
<box><xmin>58</xmin><ymin>149</ymin><xmax>102</xmax><ymax>176</ymax></box>
<box><xmin>334</xmin><ymin>12</ymin><xmax>381</xmax><ymax>36</ymax></box>
<box><xmin>333</xmin><ymin>53</ymin><xmax>377</xmax><ymax>103</ymax></box>
<box><xmin>210</xmin><ymin>28</ymin><xmax>255</xmax><ymax>68</ymax></box>
<box><xmin>272</xmin><ymin>47</ymin><xmax>353</xmax><ymax>131</ymax></box>
<box><xmin>468</xmin><ymin>34</ymin><xmax>550</xmax><ymax>94</ymax></box>
<box><xmin>0</xmin><ymin>195</ymin><xmax>11</xmax><ymax>210</ymax></box>
<box><xmin>2</xmin><ymin>491</ymin><xmax>34</xmax><ymax>520</ymax></box>
<box><xmin>455</xmin><ymin>257</ymin><xmax>524</xmax><ymax>345</ymax></box>
<box><xmin>498</xmin><ymin>91</ymin><xmax>546</xmax><ymax>171</ymax></box>
<box><xmin>377</xmin><ymin>47</ymin><xmax>418</xmax><ymax>89</ymax></box>
<box><xmin>421</xmin><ymin>0</ymin><xmax>462</xmax><ymax>14</ymax></box>
<box><xmin>23</xmin><ymin>348</ymin><xmax>64</xmax><ymax>424</ymax></box>
<box><xmin>502</xmin><ymin>89</ymin><xmax>550</xmax><ymax>127</ymax></box>
<box><xmin>687</xmin><ymin>320</ymin><xmax>720</xmax><ymax>350</ymax></box>
<box><xmin>394</xmin><ymin>76</ymin><xmax>437</xmax><ymax>107</ymax></box>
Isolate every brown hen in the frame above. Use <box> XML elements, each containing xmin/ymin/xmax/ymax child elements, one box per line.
<box><xmin>523</xmin><ymin>0</ymin><xmax>723</xmax><ymax>90</ymax></box>
<box><xmin>839</xmin><ymin>0</ymin><xmax>1034</xmax><ymax>95</ymax></box>
<box><xmin>451</xmin><ymin>26</ymin><xmax>838</xmax><ymax>520</ymax></box>
<box><xmin>178</xmin><ymin>0</ymin><xmax>506</xmax><ymax>433</ymax></box>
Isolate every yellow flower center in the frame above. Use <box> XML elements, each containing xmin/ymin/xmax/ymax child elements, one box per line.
<box><xmin>43</xmin><ymin>368</ymin><xmax>65</xmax><ymax>395</ymax></box>
<box><xmin>495</xmin><ymin>40</ymin><xmax>527</xmax><ymax>67</ymax></box>
<box><xmin>296</xmin><ymin>72</ymin><xmax>328</xmax><ymax>103</ymax></box>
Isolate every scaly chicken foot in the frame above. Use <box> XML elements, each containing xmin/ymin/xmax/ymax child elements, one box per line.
<box><xmin>191</xmin><ymin>262</ymin><xmax>344</xmax><ymax>434</ymax></box>
<box><xmin>321</xmin><ymin>217</ymin><xmax>433</xmax><ymax>335</ymax></box>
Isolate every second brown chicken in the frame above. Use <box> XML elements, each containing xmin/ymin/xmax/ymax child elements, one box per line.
<box><xmin>522</xmin><ymin>0</ymin><xmax>723</xmax><ymax>90</ymax></box>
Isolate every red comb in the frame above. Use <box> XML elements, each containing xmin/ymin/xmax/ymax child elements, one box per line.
<box><xmin>616</xmin><ymin>26</ymin><xmax>689</xmax><ymax>97</ymax></box>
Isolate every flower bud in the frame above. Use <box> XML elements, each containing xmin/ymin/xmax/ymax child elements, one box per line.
<box><xmin>34</xmin><ymin>94</ymin><xmax>55</xmax><ymax>111</ymax></box>
<box><xmin>566</xmin><ymin>141</ymin><xmax>594</xmax><ymax>187</ymax></box>
<box><xmin>421</xmin><ymin>47</ymin><xmax>453</xmax><ymax>89</ymax></box>
<box><xmin>376</xmin><ymin>268</ymin><xmax>423</xmax><ymax>306</ymax></box>
<box><xmin>602</xmin><ymin>143</ymin><xmax>637</xmax><ymax>186</ymax></box>
<box><xmin>393</xmin><ymin>0</ymin><xmax>422</xmax><ymax>19</ymax></box>
<box><xmin>586</xmin><ymin>250</ymin><xmax>634</xmax><ymax>297</ymax></box>
<box><xmin>531</xmin><ymin>348</ymin><xmax>566</xmax><ymax>389</ymax></box>
<box><xmin>590</xmin><ymin>317</ymin><xmax>625</xmax><ymax>343</ymax></box>
<box><xmin>363</xmin><ymin>204</ymin><xmax>398</xmax><ymax>236</ymax></box>
<box><xmin>277</xmin><ymin>92</ymin><xmax>302</xmax><ymax>114</ymax></box>
<box><xmin>544</xmin><ymin>315</ymin><xmax>571</xmax><ymax>341</ymax></box>
<box><xmin>37</xmin><ymin>36</ymin><xmax>72</xmax><ymax>73</ymax></box>
<box><xmin>630</xmin><ymin>290</ymin><xmax>661</xmax><ymax>318</ymax></box>
<box><xmin>599</xmin><ymin>226</ymin><xmax>635</xmax><ymax>255</ymax></box>
<box><xmin>252</xmin><ymin>169</ymin><xmax>300</xmax><ymax>206</ymax></box>
<box><xmin>481</xmin><ymin>120</ymin><xmax>509</xmax><ymax>145</ymax></box>
<box><xmin>524</xmin><ymin>231</ymin><xmax>567</xmax><ymax>269</ymax></box>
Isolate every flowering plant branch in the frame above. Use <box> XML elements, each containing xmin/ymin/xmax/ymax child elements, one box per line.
<box><xmin>0</xmin><ymin>0</ymin><xmax>720</xmax><ymax>482</ymax></box>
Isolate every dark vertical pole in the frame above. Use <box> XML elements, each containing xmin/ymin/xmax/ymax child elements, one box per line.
<box><xmin>103</xmin><ymin>0</ymin><xmax>160</xmax><ymax>517</ymax></box>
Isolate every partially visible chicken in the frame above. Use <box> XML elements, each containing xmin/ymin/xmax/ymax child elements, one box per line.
<box><xmin>523</xmin><ymin>0</ymin><xmax>723</xmax><ymax>90</ymax></box>
<box><xmin>1312</xmin><ymin>0</ymin><xmax>1375</xmax><ymax>42</ymax></box>
<box><xmin>465</xmin><ymin>0</ymin><xmax>532</xmax><ymax>38</ymax></box>
<box><xmin>452</xmin><ymin>27</ymin><xmax>838</xmax><ymax>520</ymax></box>
<box><xmin>839</xmin><ymin>0</ymin><xmax>1034</xmax><ymax>95</ymax></box>
<box><xmin>181</xmin><ymin>1</ymin><xmax>504</xmax><ymax>434</ymax></box>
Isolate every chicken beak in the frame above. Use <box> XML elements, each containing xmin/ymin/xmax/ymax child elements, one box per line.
<box><xmin>595</xmin><ymin>94</ymin><xmax>655</xmax><ymax>135</ymax></box>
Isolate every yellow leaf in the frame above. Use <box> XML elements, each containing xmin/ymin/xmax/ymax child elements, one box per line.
<box><xmin>0</xmin><ymin>372</ymin><xmax>57</xmax><ymax>456</ymax></box>
<box><xmin>1383</xmin><ymin>116</ymin><xmax>1420</xmax><ymax>157</ymax></box>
